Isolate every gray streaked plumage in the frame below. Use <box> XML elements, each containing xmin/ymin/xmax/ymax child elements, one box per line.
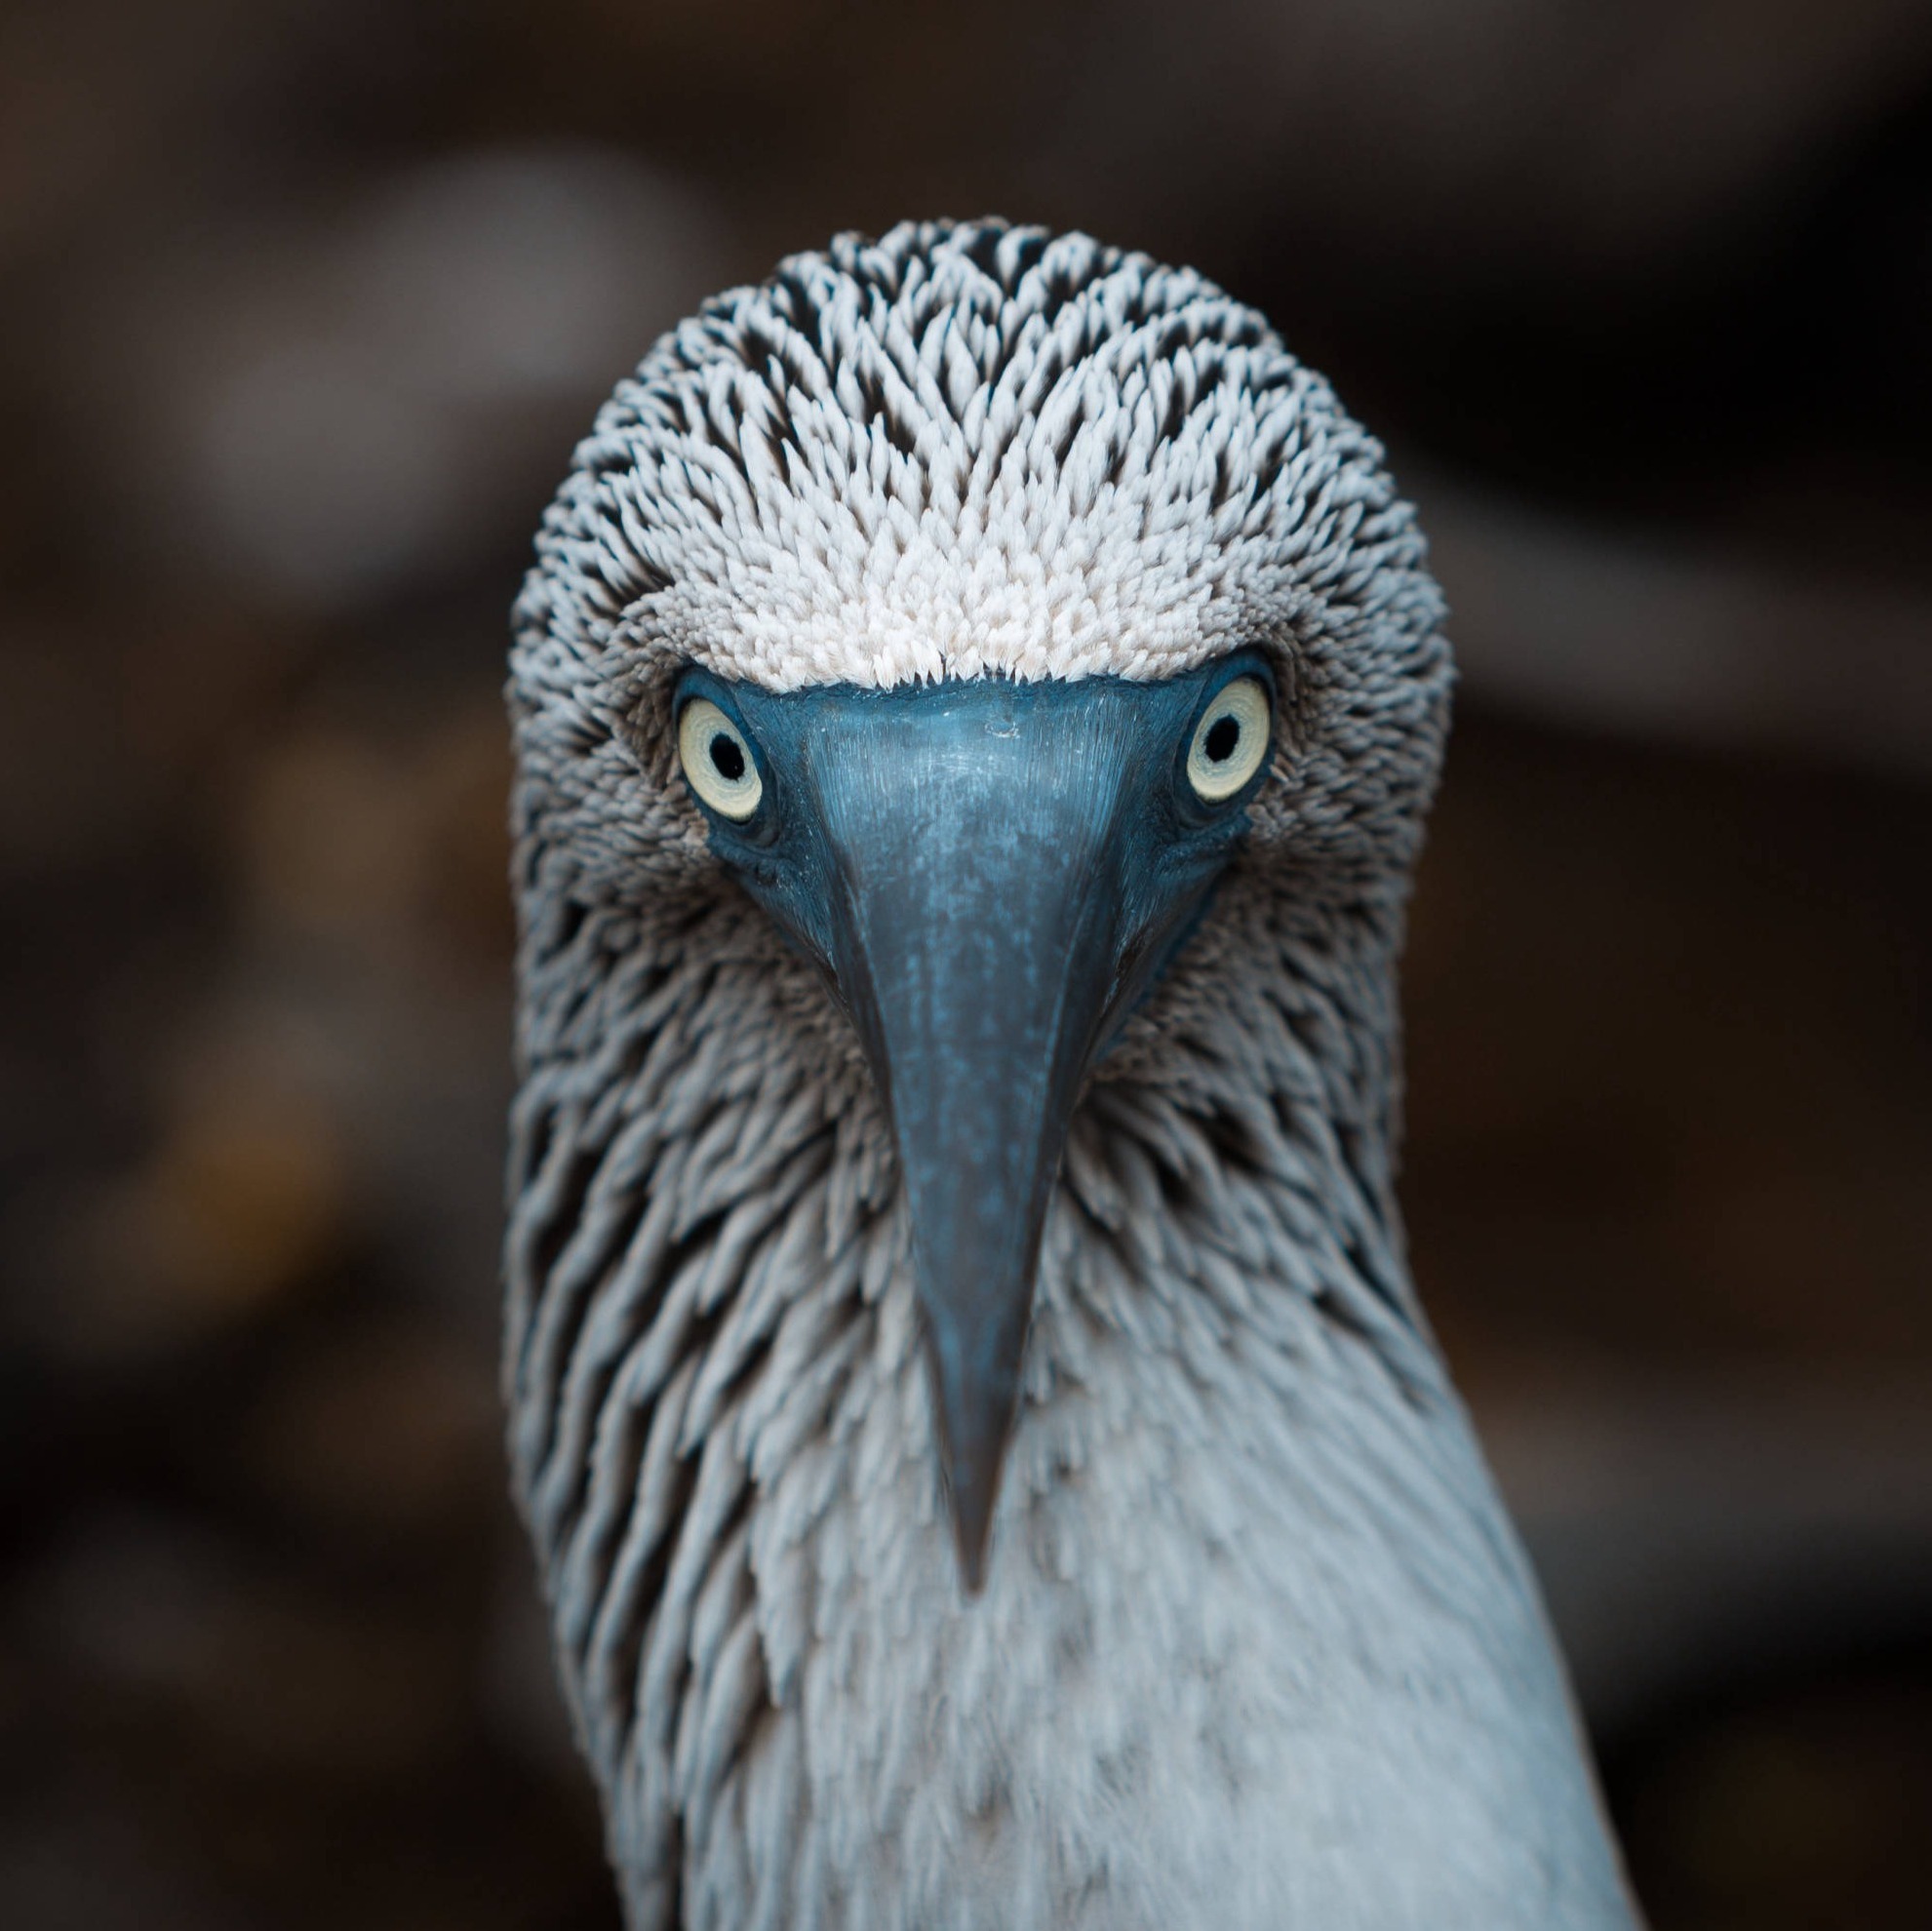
<box><xmin>504</xmin><ymin>217</ymin><xmax>1642</xmax><ymax>1929</ymax></box>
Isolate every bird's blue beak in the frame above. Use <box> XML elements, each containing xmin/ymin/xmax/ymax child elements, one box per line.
<box><xmin>674</xmin><ymin>660</ymin><xmax>1274</xmax><ymax>1590</ymax></box>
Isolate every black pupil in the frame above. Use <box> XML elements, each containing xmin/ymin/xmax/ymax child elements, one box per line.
<box><xmin>1204</xmin><ymin>715</ymin><xmax>1241</xmax><ymax>764</ymax></box>
<box><xmin>710</xmin><ymin>732</ymin><xmax>746</xmax><ymax>783</ymax></box>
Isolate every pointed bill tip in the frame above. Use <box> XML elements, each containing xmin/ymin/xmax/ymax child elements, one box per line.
<box><xmin>931</xmin><ymin>1350</ymin><xmax>1019</xmax><ymax>1598</ymax></box>
<box><xmin>947</xmin><ymin>1462</ymin><xmax>999</xmax><ymax>1596</ymax></box>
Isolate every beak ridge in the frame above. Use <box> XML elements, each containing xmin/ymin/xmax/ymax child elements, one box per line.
<box><xmin>814</xmin><ymin>699</ymin><xmax>1130</xmax><ymax>1590</ymax></box>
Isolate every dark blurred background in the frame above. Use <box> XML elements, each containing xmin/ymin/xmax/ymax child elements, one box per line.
<box><xmin>3</xmin><ymin>3</ymin><xmax>1930</xmax><ymax>1926</ymax></box>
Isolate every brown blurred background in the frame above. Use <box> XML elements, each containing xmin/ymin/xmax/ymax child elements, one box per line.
<box><xmin>3</xmin><ymin>3</ymin><xmax>1930</xmax><ymax>1926</ymax></box>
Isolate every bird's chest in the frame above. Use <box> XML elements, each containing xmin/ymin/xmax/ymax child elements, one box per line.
<box><xmin>688</xmin><ymin>1327</ymin><xmax>1621</xmax><ymax>1931</ymax></box>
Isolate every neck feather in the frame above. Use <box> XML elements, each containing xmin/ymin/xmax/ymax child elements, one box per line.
<box><xmin>502</xmin><ymin>872</ymin><xmax>1618</xmax><ymax>1926</ymax></box>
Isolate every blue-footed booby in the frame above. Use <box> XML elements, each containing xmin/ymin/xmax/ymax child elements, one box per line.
<box><xmin>504</xmin><ymin>218</ymin><xmax>1641</xmax><ymax>1930</ymax></box>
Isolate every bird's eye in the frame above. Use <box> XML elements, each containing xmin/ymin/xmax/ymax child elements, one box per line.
<box><xmin>1185</xmin><ymin>676</ymin><xmax>1271</xmax><ymax>803</ymax></box>
<box><xmin>678</xmin><ymin>698</ymin><xmax>764</xmax><ymax>821</ymax></box>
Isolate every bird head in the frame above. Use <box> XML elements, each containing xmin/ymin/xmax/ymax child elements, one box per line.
<box><xmin>509</xmin><ymin>219</ymin><xmax>1449</xmax><ymax>1592</ymax></box>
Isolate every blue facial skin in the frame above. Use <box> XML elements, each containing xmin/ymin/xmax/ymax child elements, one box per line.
<box><xmin>674</xmin><ymin>656</ymin><xmax>1275</xmax><ymax>1588</ymax></box>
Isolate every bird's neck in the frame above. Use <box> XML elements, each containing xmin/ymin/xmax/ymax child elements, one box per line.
<box><xmin>504</xmin><ymin>882</ymin><xmax>1636</xmax><ymax>1929</ymax></box>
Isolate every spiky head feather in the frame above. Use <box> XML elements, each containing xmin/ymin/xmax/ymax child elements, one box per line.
<box><xmin>511</xmin><ymin>218</ymin><xmax>1450</xmax><ymax>908</ymax></box>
